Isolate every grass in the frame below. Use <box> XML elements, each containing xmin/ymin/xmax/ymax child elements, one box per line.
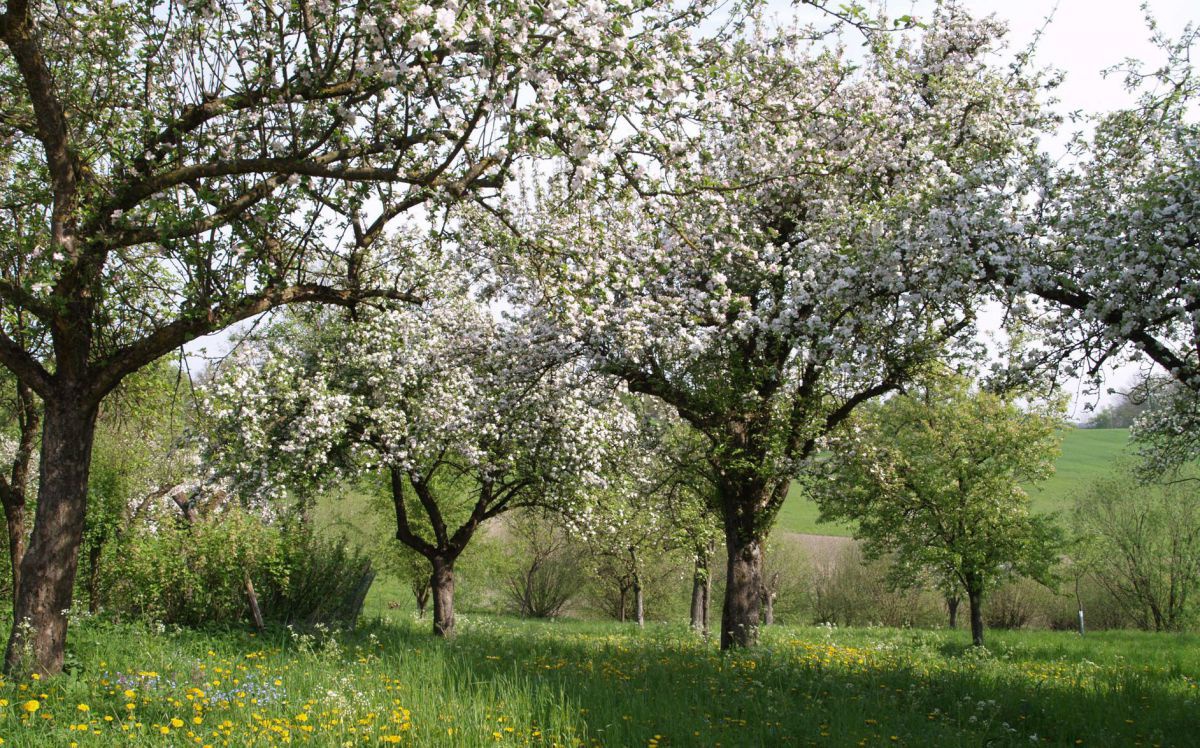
<box><xmin>776</xmin><ymin>428</ymin><xmax>1132</xmax><ymax>537</ymax></box>
<box><xmin>0</xmin><ymin>614</ymin><xmax>1195</xmax><ymax>746</ymax></box>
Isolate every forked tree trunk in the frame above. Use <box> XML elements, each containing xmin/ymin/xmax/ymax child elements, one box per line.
<box><xmin>947</xmin><ymin>595</ymin><xmax>960</xmax><ymax>629</ymax></box>
<box><xmin>968</xmin><ymin>588</ymin><xmax>985</xmax><ymax>647</ymax></box>
<box><xmin>430</xmin><ymin>557</ymin><xmax>456</xmax><ymax>638</ymax></box>
<box><xmin>412</xmin><ymin>580</ymin><xmax>431</xmax><ymax>619</ymax></box>
<box><xmin>5</xmin><ymin>395</ymin><xmax>98</xmax><ymax>676</ymax></box>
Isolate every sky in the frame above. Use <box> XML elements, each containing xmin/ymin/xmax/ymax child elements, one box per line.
<box><xmin>187</xmin><ymin>0</ymin><xmax>1198</xmax><ymax>418</ymax></box>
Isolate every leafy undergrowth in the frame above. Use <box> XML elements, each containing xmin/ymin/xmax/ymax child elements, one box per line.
<box><xmin>0</xmin><ymin>615</ymin><xmax>1196</xmax><ymax>746</ymax></box>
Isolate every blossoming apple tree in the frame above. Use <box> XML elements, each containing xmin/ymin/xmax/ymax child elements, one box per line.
<box><xmin>0</xmin><ymin>0</ymin><xmax>712</xmax><ymax>673</ymax></box>
<box><xmin>493</xmin><ymin>6</ymin><xmax>1053</xmax><ymax>647</ymax></box>
<box><xmin>203</xmin><ymin>297</ymin><xmax>634</xmax><ymax>638</ymax></box>
<box><xmin>998</xmin><ymin>25</ymin><xmax>1198</xmax><ymax>398</ymax></box>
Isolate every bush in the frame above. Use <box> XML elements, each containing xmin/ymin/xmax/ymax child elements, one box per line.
<box><xmin>809</xmin><ymin>544</ymin><xmax>942</xmax><ymax>628</ymax></box>
<box><xmin>101</xmin><ymin>509</ymin><xmax>286</xmax><ymax>626</ymax></box>
<box><xmin>260</xmin><ymin>525</ymin><xmax>375</xmax><ymax>626</ymax></box>
<box><xmin>985</xmin><ymin>577</ymin><xmax>1060</xmax><ymax>630</ymax></box>
<box><xmin>101</xmin><ymin>509</ymin><xmax>373</xmax><ymax>628</ymax></box>
<box><xmin>499</xmin><ymin>511</ymin><xmax>584</xmax><ymax>618</ymax></box>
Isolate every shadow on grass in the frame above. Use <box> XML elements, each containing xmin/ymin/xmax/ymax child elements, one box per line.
<box><xmin>352</xmin><ymin>618</ymin><xmax>1200</xmax><ymax>746</ymax></box>
<box><xmin>62</xmin><ymin>614</ymin><xmax>1200</xmax><ymax>747</ymax></box>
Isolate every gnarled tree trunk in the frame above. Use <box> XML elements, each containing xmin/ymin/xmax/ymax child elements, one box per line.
<box><xmin>718</xmin><ymin>469</ymin><xmax>783</xmax><ymax>649</ymax></box>
<box><xmin>946</xmin><ymin>595</ymin><xmax>960</xmax><ymax>629</ymax></box>
<box><xmin>5</xmin><ymin>394</ymin><xmax>98</xmax><ymax>676</ymax></box>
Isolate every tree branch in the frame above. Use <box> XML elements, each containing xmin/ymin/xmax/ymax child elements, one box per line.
<box><xmin>0</xmin><ymin>328</ymin><xmax>52</xmax><ymax>396</ymax></box>
<box><xmin>86</xmin><ymin>282</ymin><xmax>422</xmax><ymax>404</ymax></box>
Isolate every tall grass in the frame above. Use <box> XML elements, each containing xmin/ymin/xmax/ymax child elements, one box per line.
<box><xmin>0</xmin><ymin>613</ymin><xmax>1195</xmax><ymax>746</ymax></box>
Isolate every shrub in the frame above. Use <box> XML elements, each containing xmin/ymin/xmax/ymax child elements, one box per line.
<box><xmin>985</xmin><ymin>577</ymin><xmax>1060</xmax><ymax>630</ymax></box>
<box><xmin>500</xmin><ymin>511</ymin><xmax>584</xmax><ymax>618</ymax></box>
<box><xmin>101</xmin><ymin>508</ymin><xmax>286</xmax><ymax>626</ymax></box>
<box><xmin>809</xmin><ymin>544</ymin><xmax>942</xmax><ymax>628</ymax></box>
<box><xmin>101</xmin><ymin>509</ymin><xmax>372</xmax><ymax>628</ymax></box>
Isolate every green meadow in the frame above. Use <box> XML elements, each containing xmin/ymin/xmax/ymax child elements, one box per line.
<box><xmin>0</xmin><ymin>615</ymin><xmax>1194</xmax><ymax>747</ymax></box>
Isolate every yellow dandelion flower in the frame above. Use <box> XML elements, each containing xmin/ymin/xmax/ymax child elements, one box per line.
<box><xmin>77</xmin><ymin>703</ymin><xmax>90</xmax><ymax>712</ymax></box>
<box><xmin>171</xmin><ymin>717</ymin><xmax>184</xmax><ymax>728</ymax></box>
<box><xmin>21</xmin><ymin>700</ymin><xmax>39</xmax><ymax>713</ymax></box>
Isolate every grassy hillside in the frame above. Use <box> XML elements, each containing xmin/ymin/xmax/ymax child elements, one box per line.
<box><xmin>776</xmin><ymin>428</ymin><xmax>1131</xmax><ymax>537</ymax></box>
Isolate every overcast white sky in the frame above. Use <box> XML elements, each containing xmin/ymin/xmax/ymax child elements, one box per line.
<box><xmin>188</xmin><ymin>0</ymin><xmax>1197</xmax><ymax>417</ymax></box>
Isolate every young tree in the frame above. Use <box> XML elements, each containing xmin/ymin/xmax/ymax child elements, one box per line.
<box><xmin>656</xmin><ymin>421</ymin><xmax>721</xmax><ymax>636</ymax></box>
<box><xmin>559</xmin><ymin>399</ymin><xmax>718</xmax><ymax>626</ymax></box>
<box><xmin>495</xmin><ymin>6</ymin><xmax>1051</xmax><ymax>647</ymax></box>
<box><xmin>0</xmin><ymin>0</ymin><xmax>708</xmax><ymax>673</ymax></box>
<box><xmin>815</xmin><ymin>375</ymin><xmax>1064</xmax><ymax>646</ymax></box>
<box><xmin>1073</xmin><ymin>464</ymin><xmax>1200</xmax><ymax>631</ymax></box>
<box><xmin>204</xmin><ymin>299</ymin><xmax>630</xmax><ymax>637</ymax></box>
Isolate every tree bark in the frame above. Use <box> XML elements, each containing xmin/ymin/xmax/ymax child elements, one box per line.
<box><xmin>690</xmin><ymin>550</ymin><xmax>710</xmax><ymax>635</ymax></box>
<box><xmin>617</xmin><ymin>585</ymin><xmax>627</xmax><ymax>622</ymax></box>
<box><xmin>4</xmin><ymin>395</ymin><xmax>98</xmax><ymax>676</ymax></box>
<box><xmin>633</xmin><ymin>572</ymin><xmax>644</xmax><ymax>627</ymax></box>
<box><xmin>430</xmin><ymin>557</ymin><xmax>455</xmax><ymax>638</ymax></box>
<box><xmin>721</xmin><ymin>530</ymin><xmax>763</xmax><ymax>649</ymax></box>
<box><xmin>947</xmin><ymin>595</ymin><xmax>960</xmax><ymax>629</ymax></box>
<box><xmin>968</xmin><ymin>588</ymin><xmax>985</xmax><ymax>647</ymax></box>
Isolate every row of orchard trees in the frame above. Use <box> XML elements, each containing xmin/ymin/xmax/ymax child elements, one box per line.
<box><xmin>0</xmin><ymin>0</ymin><xmax>1198</xmax><ymax>674</ymax></box>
